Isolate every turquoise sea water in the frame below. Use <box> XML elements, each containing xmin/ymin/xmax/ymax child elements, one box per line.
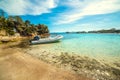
<box><xmin>34</xmin><ymin>33</ymin><xmax>120</xmax><ymax>62</ymax></box>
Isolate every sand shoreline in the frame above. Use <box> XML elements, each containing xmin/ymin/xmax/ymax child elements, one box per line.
<box><xmin>24</xmin><ymin>45</ymin><xmax>120</xmax><ymax>80</ymax></box>
<box><xmin>0</xmin><ymin>42</ymin><xmax>120</xmax><ymax>80</ymax></box>
<box><xmin>0</xmin><ymin>44</ymin><xmax>91</xmax><ymax>80</ymax></box>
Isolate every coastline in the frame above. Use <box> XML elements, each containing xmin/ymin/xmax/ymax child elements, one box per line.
<box><xmin>0</xmin><ymin>41</ymin><xmax>120</xmax><ymax>80</ymax></box>
<box><xmin>0</xmin><ymin>43</ymin><xmax>91</xmax><ymax>80</ymax></box>
<box><xmin>24</xmin><ymin>45</ymin><xmax>120</xmax><ymax>80</ymax></box>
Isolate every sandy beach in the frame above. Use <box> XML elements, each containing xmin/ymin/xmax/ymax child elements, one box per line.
<box><xmin>0</xmin><ymin>41</ymin><xmax>120</xmax><ymax>80</ymax></box>
<box><xmin>0</xmin><ymin>43</ymin><xmax>91</xmax><ymax>80</ymax></box>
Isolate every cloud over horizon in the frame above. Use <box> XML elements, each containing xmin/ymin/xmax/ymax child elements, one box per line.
<box><xmin>53</xmin><ymin>0</ymin><xmax>120</xmax><ymax>25</ymax></box>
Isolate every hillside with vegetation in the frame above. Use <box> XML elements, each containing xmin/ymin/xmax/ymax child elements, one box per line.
<box><xmin>0</xmin><ymin>16</ymin><xmax>49</xmax><ymax>37</ymax></box>
<box><xmin>66</xmin><ymin>28</ymin><xmax>120</xmax><ymax>34</ymax></box>
<box><xmin>88</xmin><ymin>28</ymin><xmax>120</xmax><ymax>33</ymax></box>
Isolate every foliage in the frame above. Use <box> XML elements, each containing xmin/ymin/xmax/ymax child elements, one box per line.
<box><xmin>37</xmin><ymin>24</ymin><xmax>49</xmax><ymax>34</ymax></box>
<box><xmin>0</xmin><ymin>16</ymin><xmax>49</xmax><ymax>36</ymax></box>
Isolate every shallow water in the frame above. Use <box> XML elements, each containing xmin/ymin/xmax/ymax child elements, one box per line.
<box><xmin>31</xmin><ymin>33</ymin><xmax>120</xmax><ymax>62</ymax></box>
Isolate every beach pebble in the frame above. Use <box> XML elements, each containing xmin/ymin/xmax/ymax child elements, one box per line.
<box><xmin>105</xmin><ymin>72</ymin><xmax>110</xmax><ymax>76</ymax></box>
<box><xmin>96</xmin><ymin>70</ymin><xmax>100</xmax><ymax>73</ymax></box>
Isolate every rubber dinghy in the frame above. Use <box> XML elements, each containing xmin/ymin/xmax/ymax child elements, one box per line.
<box><xmin>30</xmin><ymin>35</ymin><xmax>63</xmax><ymax>44</ymax></box>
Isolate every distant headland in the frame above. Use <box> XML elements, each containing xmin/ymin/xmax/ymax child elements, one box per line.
<box><xmin>66</xmin><ymin>28</ymin><xmax>120</xmax><ymax>34</ymax></box>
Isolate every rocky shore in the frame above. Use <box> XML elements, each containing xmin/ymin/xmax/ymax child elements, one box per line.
<box><xmin>24</xmin><ymin>47</ymin><xmax>120</xmax><ymax>80</ymax></box>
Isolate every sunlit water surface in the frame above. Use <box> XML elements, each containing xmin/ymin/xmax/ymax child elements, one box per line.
<box><xmin>31</xmin><ymin>33</ymin><xmax>120</xmax><ymax>62</ymax></box>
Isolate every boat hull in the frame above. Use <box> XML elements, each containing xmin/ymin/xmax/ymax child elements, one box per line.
<box><xmin>30</xmin><ymin>35</ymin><xmax>63</xmax><ymax>44</ymax></box>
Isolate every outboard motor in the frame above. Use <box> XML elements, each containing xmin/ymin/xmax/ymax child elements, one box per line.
<box><xmin>33</xmin><ymin>36</ymin><xmax>40</xmax><ymax>40</ymax></box>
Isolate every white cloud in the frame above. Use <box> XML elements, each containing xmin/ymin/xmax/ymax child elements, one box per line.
<box><xmin>0</xmin><ymin>0</ymin><xmax>58</xmax><ymax>15</ymax></box>
<box><xmin>82</xmin><ymin>0</ymin><xmax>120</xmax><ymax>15</ymax></box>
<box><xmin>54</xmin><ymin>0</ymin><xmax>120</xmax><ymax>25</ymax></box>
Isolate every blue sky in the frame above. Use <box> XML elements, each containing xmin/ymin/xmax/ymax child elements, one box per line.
<box><xmin>0</xmin><ymin>0</ymin><xmax>120</xmax><ymax>32</ymax></box>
